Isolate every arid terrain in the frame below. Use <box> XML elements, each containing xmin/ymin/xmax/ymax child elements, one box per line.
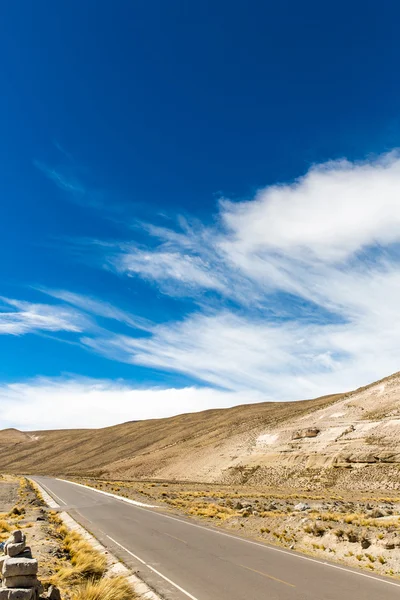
<box><xmin>0</xmin><ymin>371</ymin><xmax>400</xmax><ymax>583</ymax></box>
<box><xmin>0</xmin><ymin>475</ymin><xmax>132</xmax><ymax>599</ymax></box>
<box><xmin>0</xmin><ymin>371</ymin><xmax>400</xmax><ymax>495</ymax></box>
<box><xmin>68</xmin><ymin>476</ymin><xmax>400</xmax><ymax>579</ymax></box>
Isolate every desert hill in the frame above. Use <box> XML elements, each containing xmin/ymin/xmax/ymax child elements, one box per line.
<box><xmin>0</xmin><ymin>428</ymin><xmax>35</xmax><ymax>444</ymax></box>
<box><xmin>1</xmin><ymin>371</ymin><xmax>400</xmax><ymax>493</ymax></box>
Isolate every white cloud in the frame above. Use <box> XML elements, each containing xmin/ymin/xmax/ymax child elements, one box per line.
<box><xmin>0</xmin><ymin>377</ymin><xmax>262</xmax><ymax>430</ymax></box>
<box><xmin>221</xmin><ymin>152</ymin><xmax>400</xmax><ymax>262</ymax></box>
<box><xmin>82</xmin><ymin>307</ymin><xmax>400</xmax><ymax>400</ymax></box>
<box><xmin>85</xmin><ymin>152</ymin><xmax>400</xmax><ymax>401</ymax></box>
<box><xmin>7</xmin><ymin>151</ymin><xmax>400</xmax><ymax>430</ymax></box>
<box><xmin>0</xmin><ymin>297</ymin><xmax>90</xmax><ymax>336</ymax></box>
<box><xmin>33</xmin><ymin>161</ymin><xmax>85</xmax><ymax>195</ymax></box>
<box><xmin>111</xmin><ymin>246</ymin><xmax>225</xmax><ymax>294</ymax></box>
<box><xmin>41</xmin><ymin>289</ymin><xmax>151</xmax><ymax>331</ymax></box>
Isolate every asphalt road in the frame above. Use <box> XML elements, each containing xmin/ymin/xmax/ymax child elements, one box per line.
<box><xmin>33</xmin><ymin>477</ymin><xmax>400</xmax><ymax>600</ymax></box>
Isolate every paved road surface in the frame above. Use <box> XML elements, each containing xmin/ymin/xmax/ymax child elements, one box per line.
<box><xmin>33</xmin><ymin>477</ymin><xmax>400</xmax><ymax>600</ymax></box>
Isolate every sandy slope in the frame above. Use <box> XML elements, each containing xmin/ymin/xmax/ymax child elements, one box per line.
<box><xmin>1</xmin><ymin>371</ymin><xmax>400</xmax><ymax>492</ymax></box>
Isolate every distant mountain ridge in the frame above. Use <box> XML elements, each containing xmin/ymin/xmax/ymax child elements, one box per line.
<box><xmin>1</xmin><ymin>371</ymin><xmax>400</xmax><ymax>493</ymax></box>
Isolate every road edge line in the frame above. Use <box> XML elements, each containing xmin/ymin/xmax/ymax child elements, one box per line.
<box><xmin>56</xmin><ymin>478</ymin><xmax>157</xmax><ymax>508</ymax></box>
<box><xmin>47</xmin><ymin>478</ymin><xmax>400</xmax><ymax>589</ymax></box>
<box><xmin>29</xmin><ymin>478</ymin><xmax>163</xmax><ymax>600</ymax></box>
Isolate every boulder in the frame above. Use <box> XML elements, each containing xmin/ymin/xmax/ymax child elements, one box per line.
<box><xmin>3</xmin><ymin>558</ymin><xmax>38</xmax><ymax>577</ymax></box>
<box><xmin>385</xmin><ymin>540</ymin><xmax>395</xmax><ymax>550</ymax></box>
<box><xmin>5</xmin><ymin>545</ymin><xmax>26</xmax><ymax>559</ymax></box>
<box><xmin>10</xmin><ymin>534</ymin><xmax>24</xmax><ymax>546</ymax></box>
<box><xmin>11</xmin><ymin>551</ymin><xmax>32</xmax><ymax>561</ymax></box>
<box><xmin>294</xmin><ymin>502</ymin><xmax>310</xmax><ymax>511</ymax></box>
<box><xmin>46</xmin><ymin>585</ymin><xmax>61</xmax><ymax>600</ymax></box>
<box><xmin>292</xmin><ymin>428</ymin><xmax>320</xmax><ymax>440</ymax></box>
<box><xmin>369</xmin><ymin>509</ymin><xmax>385</xmax><ymax>519</ymax></box>
<box><xmin>4</xmin><ymin>533</ymin><xmax>26</xmax><ymax>553</ymax></box>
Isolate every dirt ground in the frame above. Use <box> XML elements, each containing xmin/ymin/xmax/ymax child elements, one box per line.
<box><xmin>72</xmin><ymin>476</ymin><xmax>400</xmax><ymax>579</ymax></box>
<box><xmin>0</xmin><ymin>476</ymin><xmax>133</xmax><ymax>600</ymax></box>
<box><xmin>0</xmin><ymin>475</ymin><xmax>62</xmax><ymax>583</ymax></box>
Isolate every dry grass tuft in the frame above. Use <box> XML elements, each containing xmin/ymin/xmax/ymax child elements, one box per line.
<box><xmin>70</xmin><ymin>576</ymin><xmax>133</xmax><ymax>600</ymax></box>
<box><xmin>50</xmin><ymin>525</ymin><xmax>107</xmax><ymax>587</ymax></box>
<box><xmin>8</xmin><ymin>505</ymin><xmax>25</xmax><ymax>517</ymax></box>
<box><xmin>188</xmin><ymin>502</ymin><xmax>235</xmax><ymax>520</ymax></box>
<box><xmin>0</xmin><ymin>519</ymin><xmax>11</xmax><ymax>533</ymax></box>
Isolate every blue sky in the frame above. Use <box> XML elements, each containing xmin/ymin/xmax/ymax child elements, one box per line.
<box><xmin>2</xmin><ymin>1</ymin><xmax>400</xmax><ymax>429</ymax></box>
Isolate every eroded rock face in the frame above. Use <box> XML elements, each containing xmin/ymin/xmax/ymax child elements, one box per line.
<box><xmin>292</xmin><ymin>428</ymin><xmax>320</xmax><ymax>440</ymax></box>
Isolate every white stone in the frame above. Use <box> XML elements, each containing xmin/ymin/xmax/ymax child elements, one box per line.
<box><xmin>2</xmin><ymin>576</ymin><xmax>38</xmax><ymax>589</ymax></box>
<box><xmin>3</xmin><ymin>558</ymin><xmax>38</xmax><ymax>578</ymax></box>
<box><xmin>8</xmin><ymin>591</ymin><xmax>34</xmax><ymax>600</ymax></box>
<box><xmin>5</xmin><ymin>544</ymin><xmax>26</xmax><ymax>559</ymax></box>
<box><xmin>294</xmin><ymin>502</ymin><xmax>310</xmax><ymax>511</ymax></box>
<box><xmin>10</xmin><ymin>533</ymin><xmax>25</xmax><ymax>546</ymax></box>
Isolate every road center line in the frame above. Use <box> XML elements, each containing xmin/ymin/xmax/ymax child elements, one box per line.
<box><xmin>239</xmin><ymin>564</ymin><xmax>295</xmax><ymax>588</ymax></box>
<box><xmin>106</xmin><ymin>535</ymin><xmax>199</xmax><ymax>600</ymax></box>
<box><xmin>54</xmin><ymin>478</ymin><xmax>400</xmax><ymax>589</ymax></box>
<box><xmin>163</xmin><ymin>532</ymin><xmax>188</xmax><ymax>545</ymax></box>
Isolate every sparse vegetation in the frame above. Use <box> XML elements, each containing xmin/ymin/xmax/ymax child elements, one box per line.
<box><xmin>67</xmin><ymin>475</ymin><xmax>400</xmax><ymax>580</ymax></box>
<box><xmin>22</xmin><ymin>481</ymin><xmax>133</xmax><ymax>599</ymax></box>
<box><xmin>71</xmin><ymin>576</ymin><xmax>133</xmax><ymax>600</ymax></box>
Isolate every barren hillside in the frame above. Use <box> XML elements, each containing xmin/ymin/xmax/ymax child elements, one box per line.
<box><xmin>1</xmin><ymin>371</ymin><xmax>400</xmax><ymax>492</ymax></box>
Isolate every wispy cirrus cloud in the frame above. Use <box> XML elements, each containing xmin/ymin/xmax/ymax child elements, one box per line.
<box><xmin>0</xmin><ymin>297</ymin><xmax>91</xmax><ymax>336</ymax></box>
<box><xmin>40</xmin><ymin>289</ymin><xmax>151</xmax><ymax>332</ymax></box>
<box><xmin>24</xmin><ymin>151</ymin><xmax>400</xmax><ymax>411</ymax></box>
<box><xmin>33</xmin><ymin>161</ymin><xmax>86</xmax><ymax>195</ymax></box>
<box><xmin>84</xmin><ymin>152</ymin><xmax>400</xmax><ymax>397</ymax></box>
<box><xmin>111</xmin><ymin>246</ymin><xmax>226</xmax><ymax>294</ymax></box>
<box><xmin>33</xmin><ymin>160</ymin><xmax>107</xmax><ymax>210</ymax></box>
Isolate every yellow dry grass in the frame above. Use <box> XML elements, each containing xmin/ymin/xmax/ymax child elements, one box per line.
<box><xmin>70</xmin><ymin>576</ymin><xmax>134</xmax><ymax>600</ymax></box>
<box><xmin>188</xmin><ymin>502</ymin><xmax>235</xmax><ymax>520</ymax></box>
<box><xmin>49</xmin><ymin>524</ymin><xmax>107</xmax><ymax>587</ymax></box>
<box><xmin>0</xmin><ymin>519</ymin><xmax>11</xmax><ymax>533</ymax></box>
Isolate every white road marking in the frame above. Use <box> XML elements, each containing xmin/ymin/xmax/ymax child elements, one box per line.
<box><xmin>56</xmin><ymin>478</ymin><xmax>156</xmax><ymax>507</ymax></box>
<box><xmin>107</xmin><ymin>535</ymin><xmax>146</xmax><ymax>564</ymax></box>
<box><xmin>106</xmin><ymin>535</ymin><xmax>199</xmax><ymax>600</ymax></box>
<box><xmin>38</xmin><ymin>480</ymin><xmax>66</xmax><ymax>505</ymax></box>
<box><xmin>53</xmin><ymin>478</ymin><xmax>400</xmax><ymax>589</ymax></box>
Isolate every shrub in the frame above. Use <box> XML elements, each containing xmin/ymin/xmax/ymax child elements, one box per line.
<box><xmin>8</xmin><ymin>506</ymin><xmax>25</xmax><ymax>517</ymax></box>
<box><xmin>0</xmin><ymin>519</ymin><xmax>11</xmax><ymax>533</ymax></box>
